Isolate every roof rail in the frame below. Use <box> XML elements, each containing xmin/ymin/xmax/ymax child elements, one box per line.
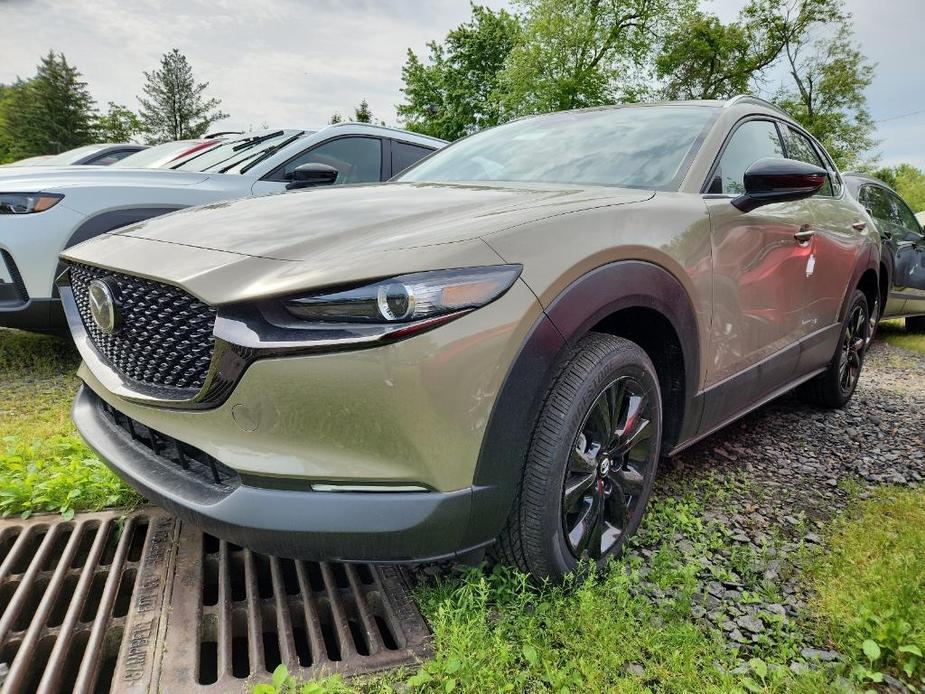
<box><xmin>724</xmin><ymin>95</ymin><xmax>789</xmax><ymax>117</ymax></box>
<box><xmin>324</xmin><ymin>120</ymin><xmax>447</xmax><ymax>144</ymax></box>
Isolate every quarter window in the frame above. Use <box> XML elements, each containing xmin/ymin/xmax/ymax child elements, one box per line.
<box><xmin>710</xmin><ymin>120</ymin><xmax>784</xmax><ymax>195</ymax></box>
<box><xmin>391</xmin><ymin>141</ymin><xmax>434</xmax><ymax>176</ymax></box>
<box><xmin>783</xmin><ymin>126</ymin><xmax>832</xmax><ymax>196</ymax></box>
<box><xmin>271</xmin><ymin>137</ymin><xmax>382</xmax><ymax>184</ymax></box>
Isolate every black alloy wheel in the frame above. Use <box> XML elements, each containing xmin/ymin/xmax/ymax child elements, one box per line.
<box><xmin>562</xmin><ymin>376</ymin><xmax>654</xmax><ymax>559</ymax></box>
<box><xmin>839</xmin><ymin>301</ymin><xmax>867</xmax><ymax>396</ymax></box>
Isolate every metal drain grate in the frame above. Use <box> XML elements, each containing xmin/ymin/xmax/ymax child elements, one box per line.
<box><xmin>0</xmin><ymin>510</ymin><xmax>431</xmax><ymax>692</ymax></box>
<box><xmin>0</xmin><ymin>509</ymin><xmax>175</xmax><ymax>694</ymax></box>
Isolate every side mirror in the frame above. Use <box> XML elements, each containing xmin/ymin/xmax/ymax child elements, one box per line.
<box><xmin>732</xmin><ymin>158</ymin><xmax>828</xmax><ymax>213</ymax></box>
<box><xmin>286</xmin><ymin>163</ymin><xmax>338</xmax><ymax>190</ymax></box>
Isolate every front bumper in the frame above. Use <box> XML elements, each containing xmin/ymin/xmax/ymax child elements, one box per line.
<box><xmin>0</xmin><ymin>298</ymin><xmax>66</xmax><ymax>333</ymax></box>
<box><xmin>73</xmin><ymin>385</ymin><xmax>492</xmax><ymax>562</ymax></box>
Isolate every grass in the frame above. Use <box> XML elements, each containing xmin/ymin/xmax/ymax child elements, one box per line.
<box><xmin>0</xmin><ymin>328</ymin><xmax>138</xmax><ymax>517</ymax></box>
<box><xmin>809</xmin><ymin>487</ymin><xmax>925</xmax><ymax>686</ymax></box>
<box><xmin>877</xmin><ymin>318</ymin><xmax>925</xmax><ymax>353</ymax></box>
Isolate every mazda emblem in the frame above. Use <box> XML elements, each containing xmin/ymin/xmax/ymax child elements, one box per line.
<box><xmin>87</xmin><ymin>278</ymin><xmax>120</xmax><ymax>335</ymax></box>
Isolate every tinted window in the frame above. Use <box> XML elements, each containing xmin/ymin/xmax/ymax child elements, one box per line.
<box><xmin>711</xmin><ymin>120</ymin><xmax>784</xmax><ymax>195</ymax></box>
<box><xmin>397</xmin><ymin>105</ymin><xmax>717</xmax><ymax>190</ymax></box>
<box><xmin>391</xmin><ymin>141</ymin><xmax>433</xmax><ymax>176</ymax></box>
<box><xmin>87</xmin><ymin>149</ymin><xmax>137</xmax><ymax>166</ymax></box>
<box><xmin>784</xmin><ymin>126</ymin><xmax>832</xmax><ymax>195</ymax></box>
<box><xmin>887</xmin><ymin>189</ymin><xmax>923</xmax><ymax>239</ymax></box>
<box><xmin>862</xmin><ymin>185</ymin><xmax>894</xmax><ymax>225</ymax></box>
<box><xmin>272</xmin><ymin>137</ymin><xmax>382</xmax><ymax>184</ymax></box>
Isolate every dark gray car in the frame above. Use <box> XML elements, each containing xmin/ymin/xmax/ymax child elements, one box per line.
<box><xmin>845</xmin><ymin>174</ymin><xmax>925</xmax><ymax>331</ymax></box>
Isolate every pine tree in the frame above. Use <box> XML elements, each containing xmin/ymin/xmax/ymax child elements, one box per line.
<box><xmin>0</xmin><ymin>52</ymin><xmax>97</xmax><ymax>158</ymax></box>
<box><xmin>353</xmin><ymin>99</ymin><xmax>373</xmax><ymax>123</ymax></box>
<box><xmin>138</xmin><ymin>49</ymin><xmax>227</xmax><ymax>143</ymax></box>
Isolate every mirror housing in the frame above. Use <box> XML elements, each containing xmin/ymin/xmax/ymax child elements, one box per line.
<box><xmin>286</xmin><ymin>163</ymin><xmax>338</xmax><ymax>190</ymax></box>
<box><xmin>732</xmin><ymin>158</ymin><xmax>828</xmax><ymax>213</ymax></box>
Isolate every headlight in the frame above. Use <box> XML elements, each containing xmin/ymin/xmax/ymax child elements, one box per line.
<box><xmin>0</xmin><ymin>193</ymin><xmax>64</xmax><ymax>214</ymax></box>
<box><xmin>284</xmin><ymin>265</ymin><xmax>523</xmax><ymax>324</ymax></box>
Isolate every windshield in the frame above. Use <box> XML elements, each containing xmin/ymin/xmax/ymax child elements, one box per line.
<box><xmin>397</xmin><ymin>105</ymin><xmax>717</xmax><ymax>190</ymax></box>
<box><xmin>171</xmin><ymin>130</ymin><xmax>307</xmax><ymax>173</ymax></box>
<box><xmin>42</xmin><ymin>145</ymin><xmax>106</xmax><ymax>166</ymax></box>
<box><xmin>112</xmin><ymin>141</ymin><xmax>213</xmax><ymax>169</ymax></box>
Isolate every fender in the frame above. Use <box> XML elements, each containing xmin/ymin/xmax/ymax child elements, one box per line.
<box><xmin>837</xmin><ymin>241</ymin><xmax>880</xmax><ymax>323</ymax></box>
<box><xmin>461</xmin><ymin>260</ymin><xmax>702</xmax><ymax>549</ymax></box>
<box><xmin>52</xmin><ymin>207</ymin><xmax>185</xmax><ymax>298</ymax></box>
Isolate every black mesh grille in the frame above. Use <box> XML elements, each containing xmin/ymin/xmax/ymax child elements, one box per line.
<box><xmin>70</xmin><ymin>263</ymin><xmax>217</xmax><ymax>391</ymax></box>
<box><xmin>1</xmin><ymin>250</ymin><xmax>28</xmax><ymax>301</ymax></box>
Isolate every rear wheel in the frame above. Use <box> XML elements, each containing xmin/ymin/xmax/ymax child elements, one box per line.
<box><xmin>495</xmin><ymin>333</ymin><xmax>661</xmax><ymax>582</ymax></box>
<box><xmin>906</xmin><ymin>315</ymin><xmax>925</xmax><ymax>333</ymax></box>
<box><xmin>799</xmin><ymin>289</ymin><xmax>868</xmax><ymax>408</ymax></box>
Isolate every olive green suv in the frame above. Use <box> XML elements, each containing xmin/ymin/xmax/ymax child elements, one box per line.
<box><xmin>62</xmin><ymin>97</ymin><xmax>879</xmax><ymax>581</ymax></box>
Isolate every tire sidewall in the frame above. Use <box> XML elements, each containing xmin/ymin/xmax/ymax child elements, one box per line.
<box><xmin>533</xmin><ymin>339</ymin><xmax>662</xmax><ymax>578</ymax></box>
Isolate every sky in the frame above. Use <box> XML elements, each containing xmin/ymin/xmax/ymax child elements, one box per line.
<box><xmin>1</xmin><ymin>0</ymin><xmax>923</xmax><ymax>167</ymax></box>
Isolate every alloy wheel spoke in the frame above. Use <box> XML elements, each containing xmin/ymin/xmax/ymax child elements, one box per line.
<box><xmin>569</xmin><ymin>437</ymin><xmax>600</xmax><ymax>474</ymax></box>
<box><xmin>575</xmin><ymin>485</ymin><xmax>603</xmax><ymax>557</ymax></box>
<box><xmin>609</xmin><ymin>464</ymin><xmax>645</xmax><ymax>497</ymax></box>
<box><xmin>563</xmin><ymin>472</ymin><xmax>596</xmax><ymax>511</ymax></box>
<box><xmin>613</xmin><ymin>416</ymin><xmax>651</xmax><ymax>458</ymax></box>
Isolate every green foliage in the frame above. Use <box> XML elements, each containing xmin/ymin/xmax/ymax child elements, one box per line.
<box><xmin>95</xmin><ymin>101</ymin><xmax>143</xmax><ymax>142</ymax></box>
<box><xmin>868</xmin><ymin>163</ymin><xmax>925</xmax><ymax>212</ymax></box>
<box><xmin>138</xmin><ymin>48</ymin><xmax>228</xmax><ymax>143</ymax></box>
<box><xmin>772</xmin><ymin>6</ymin><xmax>877</xmax><ymax>169</ymax></box>
<box><xmin>329</xmin><ymin>112</ymin><xmax>344</xmax><ymax>125</ymax></box>
<box><xmin>0</xmin><ymin>52</ymin><xmax>97</xmax><ymax>161</ymax></box>
<box><xmin>877</xmin><ymin>319</ymin><xmax>925</xmax><ymax>354</ymax></box>
<box><xmin>398</xmin><ymin>4</ymin><xmax>522</xmax><ymax>140</ymax></box>
<box><xmin>0</xmin><ymin>329</ymin><xmax>138</xmax><ymax>517</ymax></box>
<box><xmin>353</xmin><ymin>99</ymin><xmax>373</xmax><ymax>124</ymax></box>
<box><xmin>498</xmin><ymin>0</ymin><xmax>695</xmax><ymax>116</ymax></box>
<box><xmin>809</xmin><ymin>487</ymin><xmax>925</xmax><ymax>684</ymax></box>
<box><xmin>656</xmin><ymin>4</ymin><xmax>781</xmax><ymax>100</ymax></box>
<box><xmin>251</xmin><ymin>664</ymin><xmax>349</xmax><ymax>693</ymax></box>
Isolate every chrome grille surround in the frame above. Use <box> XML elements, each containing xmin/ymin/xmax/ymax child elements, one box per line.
<box><xmin>69</xmin><ymin>263</ymin><xmax>217</xmax><ymax>393</ymax></box>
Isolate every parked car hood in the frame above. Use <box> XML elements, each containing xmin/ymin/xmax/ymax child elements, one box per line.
<box><xmin>0</xmin><ymin>165</ymin><xmax>211</xmax><ymax>190</ymax></box>
<box><xmin>115</xmin><ymin>181</ymin><xmax>654</xmax><ymax>261</ymax></box>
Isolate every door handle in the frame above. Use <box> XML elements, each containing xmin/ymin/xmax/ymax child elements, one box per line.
<box><xmin>794</xmin><ymin>226</ymin><xmax>815</xmax><ymax>243</ymax></box>
<box><xmin>852</xmin><ymin>221</ymin><xmax>866</xmax><ymax>231</ymax></box>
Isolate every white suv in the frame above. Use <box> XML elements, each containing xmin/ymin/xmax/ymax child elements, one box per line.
<box><xmin>0</xmin><ymin>124</ymin><xmax>444</xmax><ymax>333</ymax></box>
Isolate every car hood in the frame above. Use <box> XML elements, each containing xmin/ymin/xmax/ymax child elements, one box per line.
<box><xmin>115</xmin><ymin>181</ymin><xmax>653</xmax><ymax>261</ymax></box>
<box><xmin>0</xmin><ymin>166</ymin><xmax>210</xmax><ymax>190</ymax></box>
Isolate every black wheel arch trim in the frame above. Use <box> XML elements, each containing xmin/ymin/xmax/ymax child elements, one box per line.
<box><xmin>462</xmin><ymin>260</ymin><xmax>703</xmax><ymax>549</ymax></box>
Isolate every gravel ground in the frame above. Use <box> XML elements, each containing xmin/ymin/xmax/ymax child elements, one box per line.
<box><xmin>413</xmin><ymin>341</ymin><xmax>925</xmax><ymax>689</ymax></box>
<box><xmin>629</xmin><ymin>340</ymin><xmax>925</xmax><ymax>685</ymax></box>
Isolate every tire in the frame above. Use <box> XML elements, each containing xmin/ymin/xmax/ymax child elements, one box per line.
<box><xmin>906</xmin><ymin>315</ymin><xmax>925</xmax><ymax>333</ymax></box>
<box><xmin>495</xmin><ymin>333</ymin><xmax>662</xmax><ymax>582</ymax></box>
<box><xmin>866</xmin><ymin>295</ymin><xmax>880</xmax><ymax>350</ymax></box>
<box><xmin>799</xmin><ymin>289</ymin><xmax>869</xmax><ymax>408</ymax></box>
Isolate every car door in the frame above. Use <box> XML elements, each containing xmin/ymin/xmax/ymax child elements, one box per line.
<box><xmin>251</xmin><ymin>136</ymin><xmax>384</xmax><ymax>195</ymax></box>
<box><xmin>883</xmin><ymin>187</ymin><xmax>925</xmax><ymax>315</ymax></box>
<box><xmin>704</xmin><ymin>118</ymin><xmax>811</xmax><ymax>397</ymax></box>
<box><xmin>780</xmin><ymin>125</ymin><xmax>867</xmax><ymax>373</ymax></box>
<box><xmin>858</xmin><ymin>184</ymin><xmax>906</xmax><ymax>318</ymax></box>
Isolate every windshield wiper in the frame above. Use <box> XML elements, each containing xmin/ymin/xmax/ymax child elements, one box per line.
<box><xmin>235</xmin><ymin>131</ymin><xmax>306</xmax><ymax>174</ymax></box>
<box><xmin>231</xmin><ymin>130</ymin><xmax>285</xmax><ymax>152</ymax></box>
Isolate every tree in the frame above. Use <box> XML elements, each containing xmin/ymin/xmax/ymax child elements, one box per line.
<box><xmin>497</xmin><ymin>0</ymin><xmax>695</xmax><ymax>117</ymax></box>
<box><xmin>398</xmin><ymin>4</ymin><xmax>523</xmax><ymax>140</ymax></box>
<box><xmin>0</xmin><ymin>52</ymin><xmax>97</xmax><ymax>160</ymax></box>
<box><xmin>328</xmin><ymin>112</ymin><xmax>344</xmax><ymax>124</ymax></box>
<box><xmin>656</xmin><ymin>6</ymin><xmax>782</xmax><ymax>100</ymax></box>
<box><xmin>138</xmin><ymin>49</ymin><xmax>227</xmax><ymax>143</ymax></box>
<box><xmin>773</xmin><ymin>14</ymin><xmax>876</xmax><ymax>169</ymax></box>
<box><xmin>353</xmin><ymin>99</ymin><xmax>373</xmax><ymax>123</ymax></box>
<box><xmin>95</xmin><ymin>102</ymin><xmax>143</xmax><ymax>142</ymax></box>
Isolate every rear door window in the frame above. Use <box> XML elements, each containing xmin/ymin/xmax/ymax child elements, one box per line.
<box><xmin>391</xmin><ymin>141</ymin><xmax>434</xmax><ymax>176</ymax></box>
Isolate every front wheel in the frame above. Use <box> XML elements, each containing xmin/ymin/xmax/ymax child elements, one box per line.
<box><xmin>495</xmin><ymin>333</ymin><xmax>661</xmax><ymax>582</ymax></box>
<box><xmin>799</xmin><ymin>289</ymin><xmax>869</xmax><ymax>408</ymax></box>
